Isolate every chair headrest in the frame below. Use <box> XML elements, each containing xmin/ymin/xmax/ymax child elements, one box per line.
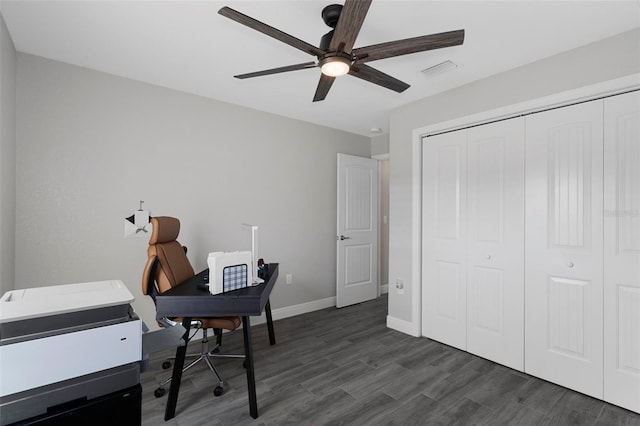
<box><xmin>149</xmin><ymin>216</ymin><xmax>181</xmax><ymax>244</ymax></box>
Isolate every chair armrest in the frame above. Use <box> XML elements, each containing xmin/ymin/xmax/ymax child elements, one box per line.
<box><xmin>142</xmin><ymin>256</ymin><xmax>159</xmax><ymax>299</ymax></box>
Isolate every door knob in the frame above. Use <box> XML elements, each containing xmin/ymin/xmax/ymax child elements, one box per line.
<box><xmin>338</xmin><ymin>235</ymin><xmax>350</xmax><ymax>241</ymax></box>
<box><xmin>567</xmin><ymin>262</ymin><xmax>574</xmax><ymax>268</ymax></box>
<box><xmin>486</xmin><ymin>255</ymin><xmax>492</xmax><ymax>260</ymax></box>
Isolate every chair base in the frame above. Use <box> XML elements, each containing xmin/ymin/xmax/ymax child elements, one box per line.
<box><xmin>154</xmin><ymin>329</ymin><xmax>243</xmax><ymax>398</ymax></box>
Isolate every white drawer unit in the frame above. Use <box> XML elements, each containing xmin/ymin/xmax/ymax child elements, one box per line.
<box><xmin>0</xmin><ymin>319</ymin><xmax>141</xmax><ymax>397</ymax></box>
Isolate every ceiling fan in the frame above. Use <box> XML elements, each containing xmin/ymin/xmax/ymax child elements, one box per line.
<box><xmin>218</xmin><ymin>1</ymin><xmax>464</xmax><ymax>102</ymax></box>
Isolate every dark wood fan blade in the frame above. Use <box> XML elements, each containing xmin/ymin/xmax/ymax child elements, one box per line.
<box><xmin>313</xmin><ymin>74</ymin><xmax>336</xmax><ymax>102</ymax></box>
<box><xmin>234</xmin><ymin>62</ymin><xmax>317</xmax><ymax>79</ymax></box>
<box><xmin>219</xmin><ymin>7</ymin><xmax>325</xmax><ymax>57</ymax></box>
<box><xmin>329</xmin><ymin>0</ymin><xmax>372</xmax><ymax>53</ymax></box>
<box><xmin>349</xmin><ymin>63</ymin><xmax>410</xmax><ymax>93</ymax></box>
<box><xmin>352</xmin><ymin>29</ymin><xmax>465</xmax><ymax>63</ymax></box>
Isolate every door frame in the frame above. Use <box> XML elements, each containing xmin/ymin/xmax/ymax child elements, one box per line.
<box><xmin>390</xmin><ymin>74</ymin><xmax>640</xmax><ymax>337</ymax></box>
<box><xmin>372</xmin><ymin>153</ymin><xmax>390</xmax><ymax>296</ymax></box>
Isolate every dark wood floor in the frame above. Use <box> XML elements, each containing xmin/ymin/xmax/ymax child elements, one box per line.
<box><xmin>141</xmin><ymin>295</ymin><xmax>640</xmax><ymax>425</ymax></box>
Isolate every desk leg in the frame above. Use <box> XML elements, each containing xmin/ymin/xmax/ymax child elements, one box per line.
<box><xmin>164</xmin><ymin>317</ymin><xmax>191</xmax><ymax>421</ymax></box>
<box><xmin>265</xmin><ymin>299</ymin><xmax>276</xmax><ymax>345</ymax></box>
<box><xmin>242</xmin><ymin>316</ymin><xmax>258</xmax><ymax>419</ymax></box>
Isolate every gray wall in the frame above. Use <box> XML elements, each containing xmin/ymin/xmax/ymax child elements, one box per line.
<box><xmin>371</xmin><ymin>133</ymin><xmax>389</xmax><ymax>157</ymax></box>
<box><xmin>0</xmin><ymin>14</ymin><xmax>16</xmax><ymax>296</ymax></box>
<box><xmin>15</xmin><ymin>54</ymin><xmax>370</xmax><ymax>326</ymax></box>
<box><xmin>387</xmin><ymin>28</ymin><xmax>640</xmax><ymax>327</ymax></box>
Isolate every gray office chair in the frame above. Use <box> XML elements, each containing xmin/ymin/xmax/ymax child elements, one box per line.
<box><xmin>142</xmin><ymin>216</ymin><xmax>243</xmax><ymax>398</ymax></box>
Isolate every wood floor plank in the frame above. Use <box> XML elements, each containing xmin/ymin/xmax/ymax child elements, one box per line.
<box><xmin>432</xmin><ymin>397</ymin><xmax>495</xmax><ymax>425</ymax></box>
<box><xmin>511</xmin><ymin>377</ymin><xmax>568</xmax><ymax>413</ymax></box>
<box><xmin>421</xmin><ymin>362</ymin><xmax>490</xmax><ymax>408</ymax></box>
<box><xmin>380</xmin><ymin>393</ymin><xmax>442</xmax><ymax>425</ymax></box>
<box><xmin>464</xmin><ymin>366</ymin><xmax>531</xmax><ymax>410</ymax></box>
<box><xmin>273</xmin><ymin>388</ymin><xmax>358</xmax><ymax>425</ymax></box>
<box><xmin>541</xmin><ymin>391</ymin><xmax>606</xmax><ymax>425</ymax></box>
<box><xmin>339</xmin><ymin>362</ymin><xmax>414</xmax><ymax>401</ymax></box>
<box><xmin>262</xmin><ymin>358</ymin><xmax>339</xmax><ymax>392</ymax></box>
<box><xmin>383</xmin><ymin>363</ymin><xmax>449</xmax><ymax>403</ymax></box>
<box><xmin>594</xmin><ymin>405</ymin><xmax>640</xmax><ymax>426</ymax></box>
<box><xmin>319</xmin><ymin>391</ymin><xmax>401</xmax><ymax>426</ymax></box>
<box><xmin>479</xmin><ymin>400</ymin><xmax>546</xmax><ymax>425</ymax></box>
<box><xmin>301</xmin><ymin>359</ymin><xmax>375</xmax><ymax>397</ymax></box>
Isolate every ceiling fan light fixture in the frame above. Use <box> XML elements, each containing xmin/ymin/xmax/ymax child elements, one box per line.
<box><xmin>320</xmin><ymin>56</ymin><xmax>351</xmax><ymax>77</ymax></box>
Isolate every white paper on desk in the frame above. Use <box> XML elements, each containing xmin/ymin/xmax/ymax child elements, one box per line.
<box><xmin>207</xmin><ymin>251</ymin><xmax>253</xmax><ymax>295</ymax></box>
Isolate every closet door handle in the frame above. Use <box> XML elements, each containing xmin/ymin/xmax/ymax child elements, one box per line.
<box><xmin>486</xmin><ymin>255</ymin><xmax>492</xmax><ymax>260</ymax></box>
<box><xmin>567</xmin><ymin>262</ymin><xmax>574</xmax><ymax>268</ymax></box>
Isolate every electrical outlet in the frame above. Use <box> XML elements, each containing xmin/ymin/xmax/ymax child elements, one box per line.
<box><xmin>396</xmin><ymin>278</ymin><xmax>404</xmax><ymax>295</ymax></box>
<box><xmin>286</xmin><ymin>274</ymin><xmax>293</xmax><ymax>285</ymax></box>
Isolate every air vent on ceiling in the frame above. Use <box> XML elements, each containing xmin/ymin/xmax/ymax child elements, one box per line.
<box><xmin>421</xmin><ymin>60</ymin><xmax>457</xmax><ymax>77</ymax></box>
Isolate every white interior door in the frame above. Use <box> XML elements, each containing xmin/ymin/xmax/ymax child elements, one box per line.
<box><xmin>422</xmin><ymin>130</ymin><xmax>468</xmax><ymax>350</ymax></box>
<box><xmin>466</xmin><ymin>118</ymin><xmax>525</xmax><ymax>371</ymax></box>
<box><xmin>525</xmin><ymin>100</ymin><xmax>604</xmax><ymax>399</ymax></box>
<box><xmin>604</xmin><ymin>90</ymin><xmax>640</xmax><ymax>413</ymax></box>
<box><xmin>336</xmin><ymin>154</ymin><xmax>378</xmax><ymax>308</ymax></box>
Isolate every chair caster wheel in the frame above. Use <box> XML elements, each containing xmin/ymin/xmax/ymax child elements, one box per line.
<box><xmin>213</xmin><ymin>386</ymin><xmax>224</xmax><ymax>397</ymax></box>
<box><xmin>162</xmin><ymin>361</ymin><xmax>171</xmax><ymax>370</ymax></box>
<box><xmin>154</xmin><ymin>387</ymin><xmax>166</xmax><ymax>398</ymax></box>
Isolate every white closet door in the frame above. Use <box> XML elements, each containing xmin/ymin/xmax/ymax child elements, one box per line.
<box><xmin>604</xmin><ymin>91</ymin><xmax>640</xmax><ymax>412</ymax></box>
<box><xmin>525</xmin><ymin>100</ymin><xmax>604</xmax><ymax>398</ymax></box>
<box><xmin>467</xmin><ymin>118</ymin><xmax>525</xmax><ymax>371</ymax></box>
<box><xmin>422</xmin><ymin>130</ymin><xmax>467</xmax><ymax>350</ymax></box>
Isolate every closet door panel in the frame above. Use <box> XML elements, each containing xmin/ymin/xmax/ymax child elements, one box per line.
<box><xmin>604</xmin><ymin>91</ymin><xmax>640</xmax><ymax>413</ymax></box>
<box><xmin>467</xmin><ymin>118</ymin><xmax>525</xmax><ymax>371</ymax></box>
<box><xmin>525</xmin><ymin>100</ymin><xmax>604</xmax><ymax>398</ymax></box>
<box><xmin>422</xmin><ymin>131</ymin><xmax>467</xmax><ymax>350</ymax></box>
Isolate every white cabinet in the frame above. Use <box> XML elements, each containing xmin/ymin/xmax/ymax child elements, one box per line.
<box><xmin>422</xmin><ymin>118</ymin><xmax>525</xmax><ymax>371</ymax></box>
<box><xmin>603</xmin><ymin>91</ymin><xmax>640</xmax><ymax>413</ymax></box>
<box><xmin>421</xmin><ymin>89</ymin><xmax>640</xmax><ymax>413</ymax></box>
<box><xmin>466</xmin><ymin>119</ymin><xmax>525</xmax><ymax>371</ymax></box>
<box><xmin>422</xmin><ymin>130</ymin><xmax>468</xmax><ymax>351</ymax></box>
<box><xmin>524</xmin><ymin>100</ymin><xmax>604</xmax><ymax>399</ymax></box>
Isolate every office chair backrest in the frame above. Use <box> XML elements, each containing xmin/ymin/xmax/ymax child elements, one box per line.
<box><xmin>142</xmin><ymin>216</ymin><xmax>195</xmax><ymax>296</ymax></box>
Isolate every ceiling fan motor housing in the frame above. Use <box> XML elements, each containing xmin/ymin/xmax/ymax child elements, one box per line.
<box><xmin>320</xmin><ymin>30</ymin><xmax>334</xmax><ymax>51</ymax></box>
<box><xmin>322</xmin><ymin>4</ymin><xmax>343</xmax><ymax>28</ymax></box>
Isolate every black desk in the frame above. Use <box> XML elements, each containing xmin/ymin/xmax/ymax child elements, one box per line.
<box><xmin>155</xmin><ymin>263</ymin><xmax>279</xmax><ymax>420</ymax></box>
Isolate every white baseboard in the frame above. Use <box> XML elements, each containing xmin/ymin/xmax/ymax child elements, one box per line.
<box><xmin>386</xmin><ymin>315</ymin><xmax>421</xmax><ymax>337</ymax></box>
<box><xmin>380</xmin><ymin>284</ymin><xmax>389</xmax><ymax>294</ymax></box>
<box><xmin>193</xmin><ymin>297</ymin><xmax>336</xmax><ymax>339</ymax></box>
<box><xmin>199</xmin><ymin>296</ymin><xmax>431</xmax><ymax>340</ymax></box>
<box><xmin>194</xmin><ymin>297</ymin><xmax>336</xmax><ymax>339</ymax></box>
<box><xmin>252</xmin><ymin>296</ymin><xmax>337</xmax><ymax>325</ymax></box>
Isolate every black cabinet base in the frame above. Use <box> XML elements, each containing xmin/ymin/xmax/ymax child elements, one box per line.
<box><xmin>9</xmin><ymin>384</ymin><xmax>141</xmax><ymax>426</ymax></box>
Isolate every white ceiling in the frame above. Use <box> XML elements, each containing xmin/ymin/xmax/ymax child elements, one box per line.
<box><xmin>1</xmin><ymin>0</ymin><xmax>639</xmax><ymax>136</ymax></box>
